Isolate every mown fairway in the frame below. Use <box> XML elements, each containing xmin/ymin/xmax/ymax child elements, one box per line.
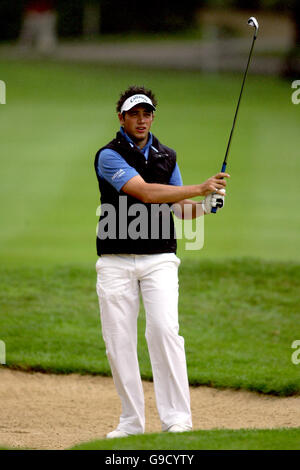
<box><xmin>0</xmin><ymin>60</ymin><xmax>299</xmax><ymax>265</ymax></box>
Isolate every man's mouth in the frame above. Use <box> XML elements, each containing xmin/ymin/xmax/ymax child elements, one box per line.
<box><xmin>136</xmin><ymin>127</ymin><xmax>146</xmax><ymax>133</ymax></box>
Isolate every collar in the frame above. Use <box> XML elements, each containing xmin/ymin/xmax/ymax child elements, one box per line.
<box><xmin>119</xmin><ymin>127</ymin><xmax>153</xmax><ymax>154</ymax></box>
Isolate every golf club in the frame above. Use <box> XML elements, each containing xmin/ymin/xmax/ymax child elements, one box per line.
<box><xmin>211</xmin><ymin>16</ymin><xmax>259</xmax><ymax>213</ymax></box>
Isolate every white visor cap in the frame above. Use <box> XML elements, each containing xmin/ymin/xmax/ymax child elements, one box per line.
<box><xmin>120</xmin><ymin>94</ymin><xmax>156</xmax><ymax>114</ymax></box>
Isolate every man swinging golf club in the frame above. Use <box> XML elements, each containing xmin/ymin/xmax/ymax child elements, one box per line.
<box><xmin>94</xmin><ymin>85</ymin><xmax>228</xmax><ymax>438</ymax></box>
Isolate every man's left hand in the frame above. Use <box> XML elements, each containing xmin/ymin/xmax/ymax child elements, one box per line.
<box><xmin>202</xmin><ymin>189</ymin><xmax>226</xmax><ymax>214</ymax></box>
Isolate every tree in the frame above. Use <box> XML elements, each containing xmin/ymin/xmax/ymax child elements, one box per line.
<box><xmin>282</xmin><ymin>0</ymin><xmax>300</xmax><ymax>77</ymax></box>
<box><xmin>100</xmin><ymin>0</ymin><xmax>199</xmax><ymax>34</ymax></box>
<box><xmin>56</xmin><ymin>0</ymin><xmax>84</xmax><ymax>38</ymax></box>
<box><xmin>0</xmin><ymin>0</ymin><xmax>23</xmax><ymax>40</ymax></box>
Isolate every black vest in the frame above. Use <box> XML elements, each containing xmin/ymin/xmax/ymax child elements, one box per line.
<box><xmin>94</xmin><ymin>131</ymin><xmax>177</xmax><ymax>255</ymax></box>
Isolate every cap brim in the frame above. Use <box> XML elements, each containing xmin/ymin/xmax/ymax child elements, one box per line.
<box><xmin>120</xmin><ymin>94</ymin><xmax>156</xmax><ymax>113</ymax></box>
<box><xmin>122</xmin><ymin>100</ymin><xmax>155</xmax><ymax>113</ymax></box>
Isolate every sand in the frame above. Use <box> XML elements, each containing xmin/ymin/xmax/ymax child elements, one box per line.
<box><xmin>1</xmin><ymin>368</ymin><xmax>300</xmax><ymax>450</ymax></box>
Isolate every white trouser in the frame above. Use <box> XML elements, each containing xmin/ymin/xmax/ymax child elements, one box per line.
<box><xmin>96</xmin><ymin>253</ymin><xmax>192</xmax><ymax>434</ymax></box>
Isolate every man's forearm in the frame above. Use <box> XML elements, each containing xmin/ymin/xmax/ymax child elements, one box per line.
<box><xmin>142</xmin><ymin>183</ymin><xmax>203</xmax><ymax>204</ymax></box>
<box><xmin>122</xmin><ymin>173</ymin><xmax>229</xmax><ymax>204</ymax></box>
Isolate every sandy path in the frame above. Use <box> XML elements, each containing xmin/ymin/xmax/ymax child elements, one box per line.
<box><xmin>0</xmin><ymin>368</ymin><xmax>300</xmax><ymax>450</ymax></box>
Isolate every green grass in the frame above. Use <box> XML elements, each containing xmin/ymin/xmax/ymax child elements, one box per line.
<box><xmin>0</xmin><ymin>60</ymin><xmax>299</xmax><ymax>266</ymax></box>
<box><xmin>1</xmin><ymin>258</ymin><xmax>300</xmax><ymax>395</ymax></box>
<box><xmin>70</xmin><ymin>427</ymin><xmax>300</xmax><ymax>450</ymax></box>
<box><xmin>1</xmin><ymin>60</ymin><xmax>299</xmax><ymax>452</ymax></box>
<box><xmin>1</xmin><ymin>427</ymin><xmax>300</xmax><ymax>450</ymax></box>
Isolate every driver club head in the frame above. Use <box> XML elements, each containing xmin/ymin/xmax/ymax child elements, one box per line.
<box><xmin>247</xmin><ymin>17</ymin><xmax>259</xmax><ymax>37</ymax></box>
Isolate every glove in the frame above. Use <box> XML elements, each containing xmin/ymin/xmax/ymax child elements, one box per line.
<box><xmin>202</xmin><ymin>189</ymin><xmax>226</xmax><ymax>214</ymax></box>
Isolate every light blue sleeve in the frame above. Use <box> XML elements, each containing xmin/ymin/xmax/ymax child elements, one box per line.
<box><xmin>169</xmin><ymin>163</ymin><xmax>183</xmax><ymax>186</ymax></box>
<box><xmin>97</xmin><ymin>149</ymin><xmax>139</xmax><ymax>192</ymax></box>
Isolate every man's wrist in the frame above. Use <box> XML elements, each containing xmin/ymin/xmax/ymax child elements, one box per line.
<box><xmin>197</xmin><ymin>184</ymin><xmax>204</xmax><ymax>197</ymax></box>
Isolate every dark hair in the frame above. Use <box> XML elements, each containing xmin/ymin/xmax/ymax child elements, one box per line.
<box><xmin>116</xmin><ymin>85</ymin><xmax>157</xmax><ymax>113</ymax></box>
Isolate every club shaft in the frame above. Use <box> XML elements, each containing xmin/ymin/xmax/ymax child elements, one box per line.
<box><xmin>211</xmin><ymin>30</ymin><xmax>257</xmax><ymax>214</ymax></box>
<box><xmin>223</xmin><ymin>34</ymin><xmax>256</xmax><ymax>167</ymax></box>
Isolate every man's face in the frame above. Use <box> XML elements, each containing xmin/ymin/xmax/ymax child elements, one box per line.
<box><xmin>118</xmin><ymin>104</ymin><xmax>154</xmax><ymax>147</ymax></box>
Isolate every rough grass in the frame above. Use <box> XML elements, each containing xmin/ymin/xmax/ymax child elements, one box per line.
<box><xmin>1</xmin><ymin>258</ymin><xmax>300</xmax><ymax>395</ymax></box>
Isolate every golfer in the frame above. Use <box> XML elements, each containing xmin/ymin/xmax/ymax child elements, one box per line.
<box><xmin>94</xmin><ymin>86</ymin><xmax>228</xmax><ymax>438</ymax></box>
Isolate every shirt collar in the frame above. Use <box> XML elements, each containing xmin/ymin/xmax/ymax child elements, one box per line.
<box><xmin>120</xmin><ymin>126</ymin><xmax>153</xmax><ymax>154</ymax></box>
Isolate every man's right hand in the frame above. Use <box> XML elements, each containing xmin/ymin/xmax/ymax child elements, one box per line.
<box><xmin>199</xmin><ymin>172</ymin><xmax>230</xmax><ymax>196</ymax></box>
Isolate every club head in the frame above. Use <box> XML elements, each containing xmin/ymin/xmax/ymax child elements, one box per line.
<box><xmin>248</xmin><ymin>17</ymin><xmax>259</xmax><ymax>38</ymax></box>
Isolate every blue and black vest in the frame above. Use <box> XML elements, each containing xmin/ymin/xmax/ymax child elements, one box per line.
<box><xmin>94</xmin><ymin>131</ymin><xmax>177</xmax><ymax>255</ymax></box>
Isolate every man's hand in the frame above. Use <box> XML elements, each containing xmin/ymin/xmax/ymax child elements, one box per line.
<box><xmin>199</xmin><ymin>172</ymin><xmax>230</xmax><ymax>196</ymax></box>
<box><xmin>202</xmin><ymin>189</ymin><xmax>226</xmax><ymax>214</ymax></box>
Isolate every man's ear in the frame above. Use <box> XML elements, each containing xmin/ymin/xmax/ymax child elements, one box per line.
<box><xmin>118</xmin><ymin>112</ymin><xmax>125</xmax><ymax>125</ymax></box>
